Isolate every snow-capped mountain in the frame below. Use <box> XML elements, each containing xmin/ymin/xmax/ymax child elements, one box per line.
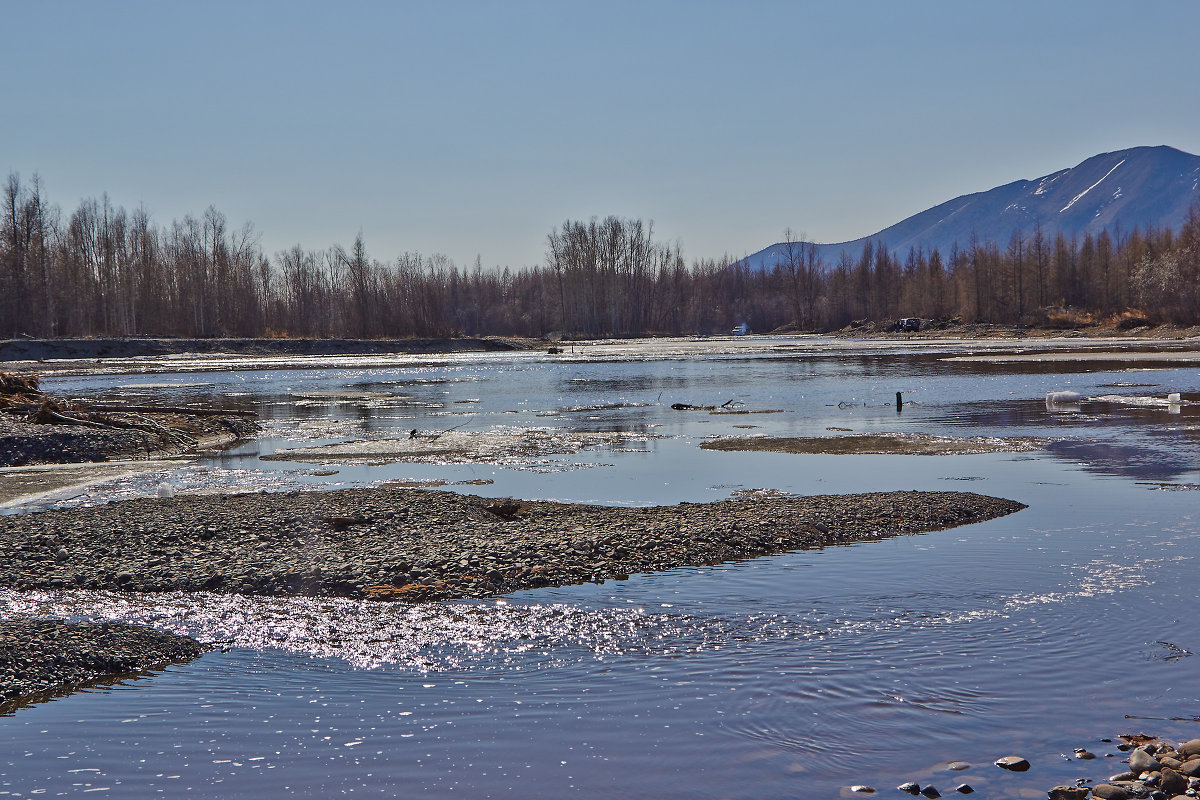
<box><xmin>740</xmin><ymin>145</ymin><xmax>1200</xmax><ymax>270</ymax></box>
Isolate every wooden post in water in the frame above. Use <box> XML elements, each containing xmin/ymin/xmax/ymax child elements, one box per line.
<box><xmin>896</xmin><ymin>391</ymin><xmax>903</xmax><ymax>413</ymax></box>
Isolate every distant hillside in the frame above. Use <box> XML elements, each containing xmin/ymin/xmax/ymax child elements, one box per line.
<box><xmin>740</xmin><ymin>145</ymin><xmax>1200</xmax><ymax>270</ymax></box>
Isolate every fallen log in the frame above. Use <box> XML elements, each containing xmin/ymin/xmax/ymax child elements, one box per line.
<box><xmin>80</xmin><ymin>404</ymin><xmax>256</xmax><ymax>417</ymax></box>
<box><xmin>34</xmin><ymin>408</ymin><xmax>112</xmax><ymax>429</ymax></box>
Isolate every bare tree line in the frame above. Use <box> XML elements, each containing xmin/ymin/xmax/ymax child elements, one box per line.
<box><xmin>2</xmin><ymin>173</ymin><xmax>1198</xmax><ymax>340</ymax></box>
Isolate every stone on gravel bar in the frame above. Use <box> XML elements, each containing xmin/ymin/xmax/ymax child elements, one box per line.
<box><xmin>1130</xmin><ymin>748</ymin><xmax>1161</xmax><ymax>773</ymax></box>
<box><xmin>1047</xmin><ymin>787</ymin><xmax>1088</xmax><ymax>800</ymax></box>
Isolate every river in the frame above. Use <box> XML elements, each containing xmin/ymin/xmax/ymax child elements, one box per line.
<box><xmin>2</xmin><ymin>336</ymin><xmax>1198</xmax><ymax>798</ymax></box>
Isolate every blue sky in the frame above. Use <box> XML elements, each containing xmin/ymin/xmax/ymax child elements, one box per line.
<box><xmin>4</xmin><ymin>1</ymin><xmax>1199</xmax><ymax>268</ymax></box>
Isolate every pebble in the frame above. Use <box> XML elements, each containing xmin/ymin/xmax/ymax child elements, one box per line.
<box><xmin>995</xmin><ymin>756</ymin><xmax>1031</xmax><ymax>772</ymax></box>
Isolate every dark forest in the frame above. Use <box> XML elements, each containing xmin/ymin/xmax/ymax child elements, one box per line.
<box><xmin>3</xmin><ymin>173</ymin><xmax>1198</xmax><ymax>340</ymax></box>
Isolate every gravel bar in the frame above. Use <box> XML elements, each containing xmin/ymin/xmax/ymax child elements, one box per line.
<box><xmin>1</xmin><ymin>619</ymin><xmax>207</xmax><ymax>711</ymax></box>
<box><xmin>0</xmin><ymin>487</ymin><xmax>1026</xmax><ymax>603</ymax></box>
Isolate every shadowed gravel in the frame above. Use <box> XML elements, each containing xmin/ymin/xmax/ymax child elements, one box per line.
<box><xmin>0</xmin><ymin>619</ymin><xmax>207</xmax><ymax>712</ymax></box>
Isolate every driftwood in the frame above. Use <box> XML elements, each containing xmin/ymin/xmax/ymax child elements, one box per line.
<box><xmin>2</xmin><ymin>372</ymin><xmax>253</xmax><ymax>459</ymax></box>
<box><xmin>11</xmin><ymin>399</ymin><xmax>197</xmax><ymax>452</ymax></box>
<box><xmin>0</xmin><ymin>371</ymin><xmax>40</xmax><ymax>394</ymax></box>
<box><xmin>81</xmin><ymin>404</ymin><xmax>255</xmax><ymax>417</ymax></box>
<box><xmin>671</xmin><ymin>399</ymin><xmax>740</xmax><ymax>412</ymax></box>
<box><xmin>33</xmin><ymin>407</ymin><xmax>111</xmax><ymax>429</ymax></box>
<box><xmin>2</xmin><ymin>402</ymin><xmax>251</xmax><ymax>418</ymax></box>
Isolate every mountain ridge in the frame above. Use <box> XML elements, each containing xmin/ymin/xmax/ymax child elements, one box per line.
<box><xmin>740</xmin><ymin>145</ymin><xmax>1200</xmax><ymax>270</ymax></box>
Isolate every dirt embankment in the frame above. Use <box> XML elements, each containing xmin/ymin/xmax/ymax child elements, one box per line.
<box><xmin>834</xmin><ymin>319</ymin><xmax>1200</xmax><ymax>340</ymax></box>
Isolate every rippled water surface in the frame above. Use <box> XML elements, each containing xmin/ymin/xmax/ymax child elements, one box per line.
<box><xmin>2</xmin><ymin>336</ymin><xmax>1199</xmax><ymax>798</ymax></box>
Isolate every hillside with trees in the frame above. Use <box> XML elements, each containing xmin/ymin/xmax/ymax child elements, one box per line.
<box><xmin>2</xmin><ymin>172</ymin><xmax>1198</xmax><ymax>341</ymax></box>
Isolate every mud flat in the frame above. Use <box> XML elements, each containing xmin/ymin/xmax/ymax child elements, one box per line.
<box><xmin>0</xmin><ymin>618</ymin><xmax>206</xmax><ymax>712</ymax></box>
<box><xmin>701</xmin><ymin>432</ymin><xmax>1046</xmax><ymax>456</ymax></box>
<box><xmin>0</xmin><ymin>486</ymin><xmax>1025</xmax><ymax>603</ymax></box>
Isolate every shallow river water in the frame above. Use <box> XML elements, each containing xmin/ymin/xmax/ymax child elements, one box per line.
<box><xmin>2</xmin><ymin>336</ymin><xmax>1199</xmax><ymax>798</ymax></box>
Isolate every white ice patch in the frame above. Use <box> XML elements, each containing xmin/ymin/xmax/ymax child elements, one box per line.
<box><xmin>1092</xmin><ymin>394</ymin><xmax>1188</xmax><ymax>408</ymax></box>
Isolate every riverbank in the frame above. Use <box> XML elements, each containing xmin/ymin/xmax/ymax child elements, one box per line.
<box><xmin>835</xmin><ymin>319</ymin><xmax>1200</xmax><ymax>340</ymax></box>
<box><xmin>0</xmin><ymin>486</ymin><xmax>1025</xmax><ymax>602</ymax></box>
<box><xmin>0</xmin><ymin>619</ymin><xmax>207</xmax><ymax>713</ymax></box>
<box><xmin>0</xmin><ymin>336</ymin><xmax>539</xmax><ymax>365</ymax></box>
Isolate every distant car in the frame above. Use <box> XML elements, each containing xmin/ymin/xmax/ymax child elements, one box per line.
<box><xmin>731</xmin><ymin>323</ymin><xmax>750</xmax><ymax>336</ymax></box>
<box><xmin>896</xmin><ymin>318</ymin><xmax>921</xmax><ymax>332</ymax></box>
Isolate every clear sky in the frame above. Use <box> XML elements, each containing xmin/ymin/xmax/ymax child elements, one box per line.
<box><xmin>4</xmin><ymin>1</ymin><xmax>1199</xmax><ymax>269</ymax></box>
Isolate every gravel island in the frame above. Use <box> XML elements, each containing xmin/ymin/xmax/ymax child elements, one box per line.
<box><xmin>0</xmin><ymin>486</ymin><xmax>1026</xmax><ymax>603</ymax></box>
<box><xmin>0</xmin><ymin>619</ymin><xmax>207</xmax><ymax>712</ymax></box>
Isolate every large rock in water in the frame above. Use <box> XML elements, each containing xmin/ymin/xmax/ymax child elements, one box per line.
<box><xmin>1047</xmin><ymin>787</ymin><xmax>1088</xmax><ymax>800</ymax></box>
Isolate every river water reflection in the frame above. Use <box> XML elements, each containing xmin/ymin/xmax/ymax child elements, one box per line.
<box><xmin>2</xmin><ymin>336</ymin><xmax>1199</xmax><ymax>798</ymax></box>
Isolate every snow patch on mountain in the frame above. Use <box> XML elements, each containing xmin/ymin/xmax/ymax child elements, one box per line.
<box><xmin>1060</xmin><ymin>159</ymin><xmax>1125</xmax><ymax>213</ymax></box>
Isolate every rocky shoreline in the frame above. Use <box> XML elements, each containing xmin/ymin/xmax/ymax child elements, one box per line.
<box><xmin>0</xmin><ymin>486</ymin><xmax>1025</xmax><ymax>602</ymax></box>
<box><xmin>0</xmin><ymin>618</ymin><xmax>207</xmax><ymax>712</ymax></box>
<box><xmin>843</xmin><ymin>736</ymin><xmax>1200</xmax><ymax>799</ymax></box>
